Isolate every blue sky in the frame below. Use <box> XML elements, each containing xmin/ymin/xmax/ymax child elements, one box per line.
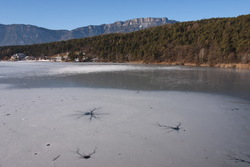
<box><xmin>0</xmin><ymin>0</ymin><xmax>249</xmax><ymax>30</ymax></box>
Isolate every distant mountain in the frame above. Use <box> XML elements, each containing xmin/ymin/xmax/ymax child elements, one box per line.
<box><xmin>0</xmin><ymin>24</ymin><xmax>68</xmax><ymax>46</ymax></box>
<box><xmin>0</xmin><ymin>17</ymin><xmax>178</xmax><ymax>46</ymax></box>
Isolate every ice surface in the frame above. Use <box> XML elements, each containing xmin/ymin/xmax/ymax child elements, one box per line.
<box><xmin>0</xmin><ymin>61</ymin><xmax>185</xmax><ymax>78</ymax></box>
<box><xmin>1</xmin><ymin>61</ymin><xmax>250</xmax><ymax>100</ymax></box>
<box><xmin>0</xmin><ymin>87</ymin><xmax>249</xmax><ymax>167</ymax></box>
<box><xmin>49</xmin><ymin>64</ymin><xmax>188</xmax><ymax>75</ymax></box>
<box><xmin>0</xmin><ymin>61</ymin><xmax>250</xmax><ymax>166</ymax></box>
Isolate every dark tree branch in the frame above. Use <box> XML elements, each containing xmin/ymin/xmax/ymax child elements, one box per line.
<box><xmin>76</xmin><ymin>148</ymin><xmax>97</xmax><ymax>159</ymax></box>
<box><xmin>69</xmin><ymin>107</ymin><xmax>107</xmax><ymax>121</ymax></box>
<box><xmin>227</xmin><ymin>154</ymin><xmax>250</xmax><ymax>164</ymax></box>
<box><xmin>52</xmin><ymin>155</ymin><xmax>60</xmax><ymax>161</ymax></box>
<box><xmin>155</xmin><ymin>122</ymin><xmax>184</xmax><ymax>133</ymax></box>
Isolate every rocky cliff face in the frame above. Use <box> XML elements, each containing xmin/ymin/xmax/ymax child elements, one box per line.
<box><xmin>70</xmin><ymin>17</ymin><xmax>177</xmax><ymax>37</ymax></box>
<box><xmin>0</xmin><ymin>17</ymin><xmax>178</xmax><ymax>46</ymax></box>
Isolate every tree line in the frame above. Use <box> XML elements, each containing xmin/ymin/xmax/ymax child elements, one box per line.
<box><xmin>0</xmin><ymin>14</ymin><xmax>249</xmax><ymax>65</ymax></box>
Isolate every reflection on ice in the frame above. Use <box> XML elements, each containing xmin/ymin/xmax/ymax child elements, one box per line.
<box><xmin>50</xmin><ymin>64</ymin><xmax>184</xmax><ymax>75</ymax></box>
<box><xmin>0</xmin><ymin>62</ymin><xmax>185</xmax><ymax>78</ymax></box>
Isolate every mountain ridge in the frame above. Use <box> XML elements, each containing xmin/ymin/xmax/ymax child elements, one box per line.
<box><xmin>0</xmin><ymin>17</ymin><xmax>178</xmax><ymax>46</ymax></box>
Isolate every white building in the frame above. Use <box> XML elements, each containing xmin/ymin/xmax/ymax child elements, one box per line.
<box><xmin>10</xmin><ymin>53</ymin><xmax>26</xmax><ymax>61</ymax></box>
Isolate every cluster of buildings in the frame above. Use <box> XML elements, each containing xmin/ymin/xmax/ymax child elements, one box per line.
<box><xmin>10</xmin><ymin>53</ymin><xmax>36</xmax><ymax>61</ymax></box>
<box><xmin>10</xmin><ymin>53</ymin><xmax>56</xmax><ymax>61</ymax></box>
<box><xmin>9</xmin><ymin>53</ymin><xmax>99</xmax><ymax>62</ymax></box>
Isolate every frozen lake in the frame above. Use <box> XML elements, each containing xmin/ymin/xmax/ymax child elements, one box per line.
<box><xmin>0</xmin><ymin>61</ymin><xmax>250</xmax><ymax>167</ymax></box>
<box><xmin>0</xmin><ymin>61</ymin><xmax>250</xmax><ymax>100</ymax></box>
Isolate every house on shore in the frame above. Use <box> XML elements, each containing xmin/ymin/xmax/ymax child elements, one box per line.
<box><xmin>10</xmin><ymin>53</ymin><xmax>26</xmax><ymax>61</ymax></box>
<box><xmin>50</xmin><ymin>54</ymin><xmax>69</xmax><ymax>62</ymax></box>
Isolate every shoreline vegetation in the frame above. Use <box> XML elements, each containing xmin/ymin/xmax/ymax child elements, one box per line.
<box><xmin>0</xmin><ymin>14</ymin><xmax>249</xmax><ymax>69</ymax></box>
<box><xmin>128</xmin><ymin>61</ymin><xmax>250</xmax><ymax>69</ymax></box>
<box><xmin>2</xmin><ymin>59</ymin><xmax>250</xmax><ymax>69</ymax></box>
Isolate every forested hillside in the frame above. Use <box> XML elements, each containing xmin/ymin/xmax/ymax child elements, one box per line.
<box><xmin>0</xmin><ymin>14</ymin><xmax>249</xmax><ymax>66</ymax></box>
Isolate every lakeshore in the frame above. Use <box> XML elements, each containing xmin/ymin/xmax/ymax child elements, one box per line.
<box><xmin>128</xmin><ymin>61</ymin><xmax>250</xmax><ymax>69</ymax></box>
<box><xmin>2</xmin><ymin>59</ymin><xmax>250</xmax><ymax>69</ymax></box>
